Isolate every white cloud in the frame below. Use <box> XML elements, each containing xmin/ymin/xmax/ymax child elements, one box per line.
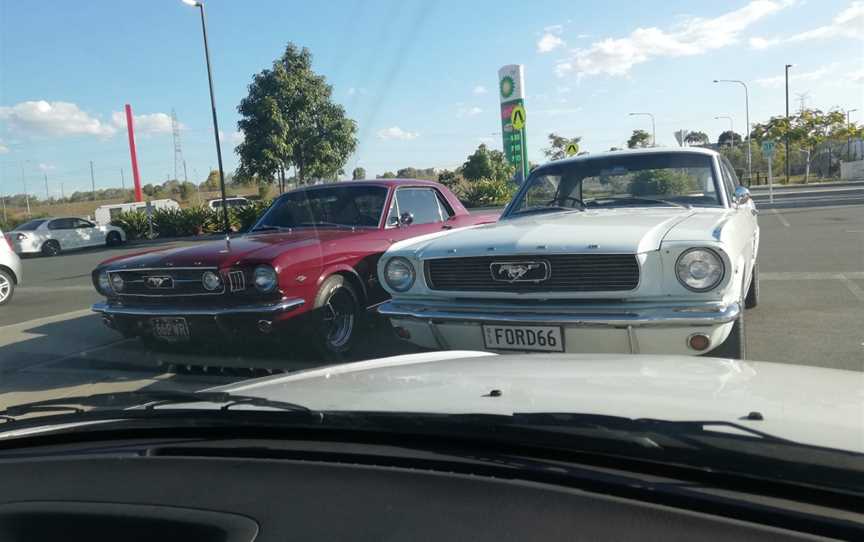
<box><xmin>554</xmin><ymin>0</ymin><xmax>792</xmax><ymax>78</ymax></box>
<box><xmin>457</xmin><ymin>106</ymin><xmax>483</xmax><ymax>118</ymax></box>
<box><xmin>472</xmin><ymin>85</ymin><xmax>488</xmax><ymax>95</ymax></box>
<box><xmin>0</xmin><ymin>100</ymin><xmax>116</xmax><ymax>137</ymax></box>
<box><xmin>218</xmin><ymin>130</ymin><xmax>245</xmax><ymax>144</ymax></box>
<box><xmin>37</xmin><ymin>163</ymin><xmax>55</xmax><ymax>172</ymax></box>
<box><xmin>536</xmin><ymin>107</ymin><xmax>583</xmax><ymax>115</ymax></box>
<box><xmin>749</xmin><ymin>1</ymin><xmax>863</xmax><ymax>49</ymax></box>
<box><xmin>477</xmin><ymin>136</ymin><xmax>496</xmax><ymax>144</ymax></box>
<box><xmin>556</xmin><ymin>85</ymin><xmax>571</xmax><ymax>94</ymax></box>
<box><xmin>347</xmin><ymin>87</ymin><xmax>367</xmax><ymax>96</ymax></box>
<box><xmin>0</xmin><ymin>140</ymin><xmax>8</xmax><ymax>154</ymax></box>
<box><xmin>754</xmin><ymin>64</ymin><xmax>834</xmax><ymax>87</ymax></box>
<box><xmin>538</xmin><ymin>32</ymin><xmax>566</xmax><ymax>53</ymax></box>
<box><xmin>544</xmin><ymin>24</ymin><xmax>564</xmax><ymax>34</ymax></box>
<box><xmin>576</xmin><ymin>33</ymin><xmax>591</xmax><ymax>39</ymax></box>
<box><xmin>376</xmin><ymin>126</ymin><xmax>419</xmax><ymax>141</ymax></box>
<box><xmin>111</xmin><ymin>111</ymin><xmax>174</xmax><ymax>135</ymax></box>
<box><xmin>849</xmin><ymin>69</ymin><xmax>864</xmax><ymax>83</ymax></box>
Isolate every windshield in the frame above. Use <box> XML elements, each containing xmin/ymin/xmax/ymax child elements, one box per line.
<box><xmin>0</xmin><ymin>0</ymin><xmax>862</xmax><ymax>500</ymax></box>
<box><xmin>511</xmin><ymin>153</ymin><xmax>720</xmax><ymax>215</ymax></box>
<box><xmin>254</xmin><ymin>185</ymin><xmax>387</xmax><ymax>229</ymax></box>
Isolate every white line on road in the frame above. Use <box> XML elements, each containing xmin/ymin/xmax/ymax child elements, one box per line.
<box><xmin>0</xmin><ymin>308</ymin><xmax>94</xmax><ymax>332</ymax></box>
<box><xmin>17</xmin><ymin>286</ymin><xmax>94</xmax><ymax>293</ymax></box>
<box><xmin>771</xmin><ymin>209</ymin><xmax>791</xmax><ymax>227</ymax></box>
<box><xmin>761</xmin><ymin>272</ymin><xmax>864</xmax><ymax>280</ymax></box>
<box><xmin>840</xmin><ymin>277</ymin><xmax>864</xmax><ymax>303</ymax></box>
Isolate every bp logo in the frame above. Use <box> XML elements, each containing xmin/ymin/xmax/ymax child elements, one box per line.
<box><xmin>500</xmin><ymin>75</ymin><xmax>515</xmax><ymax>99</ymax></box>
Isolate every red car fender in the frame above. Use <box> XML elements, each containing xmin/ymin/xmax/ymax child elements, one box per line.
<box><xmin>315</xmin><ymin>263</ymin><xmax>367</xmax><ymax>302</ymax></box>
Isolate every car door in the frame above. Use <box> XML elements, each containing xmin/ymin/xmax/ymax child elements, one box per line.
<box><xmin>46</xmin><ymin>218</ymin><xmax>77</xmax><ymax>249</ymax></box>
<box><xmin>720</xmin><ymin>157</ymin><xmax>758</xmax><ymax>279</ymax></box>
<box><xmin>385</xmin><ymin>187</ymin><xmax>451</xmax><ymax>242</ymax></box>
<box><xmin>76</xmin><ymin>219</ymin><xmax>104</xmax><ymax>247</ymax></box>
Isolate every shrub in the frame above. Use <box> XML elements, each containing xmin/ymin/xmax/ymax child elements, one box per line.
<box><xmin>630</xmin><ymin>170</ymin><xmax>696</xmax><ymax>196</ymax></box>
<box><xmin>111</xmin><ymin>210</ymin><xmax>152</xmax><ymax>240</ymax></box>
<box><xmin>233</xmin><ymin>200</ymin><xmax>271</xmax><ymax>232</ymax></box>
<box><xmin>460</xmin><ymin>177</ymin><xmax>518</xmax><ymax>208</ymax></box>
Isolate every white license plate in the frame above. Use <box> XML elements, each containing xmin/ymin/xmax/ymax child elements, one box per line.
<box><xmin>482</xmin><ymin>325</ymin><xmax>564</xmax><ymax>352</ymax></box>
<box><xmin>151</xmin><ymin>317</ymin><xmax>190</xmax><ymax>343</ymax></box>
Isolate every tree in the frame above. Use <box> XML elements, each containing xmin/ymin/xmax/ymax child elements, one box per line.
<box><xmin>627</xmin><ymin>129</ymin><xmax>651</xmax><ymax>149</ymax></box>
<box><xmin>717</xmin><ymin>130</ymin><xmax>742</xmax><ymax>147</ymax></box>
<box><xmin>462</xmin><ymin>144</ymin><xmax>514</xmax><ymax>182</ymax></box>
<box><xmin>377</xmin><ymin>171</ymin><xmax>396</xmax><ymax>179</ymax></box>
<box><xmin>200</xmin><ymin>170</ymin><xmax>220</xmax><ymax>191</ymax></box>
<box><xmin>352</xmin><ymin>167</ymin><xmax>366</xmax><ymax>180</ymax></box>
<box><xmin>685</xmin><ymin>131</ymin><xmax>710</xmax><ymax>146</ymax></box>
<box><xmin>178</xmin><ymin>181</ymin><xmax>196</xmax><ymax>201</ymax></box>
<box><xmin>673</xmin><ymin>130</ymin><xmax>690</xmax><ymax>147</ymax></box>
<box><xmin>236</xmin><ymin>43</ymin><xmax>358</xmax><ymax>186</ymax></box>
<box><xmin>543</xmin><ymin>133</ymin><xmax>582</xmax><ymax>160</ymax></box>
<box><xmin>142</xmin><ymin>184</ymin><xmax>156</xmax><ymax>197</ymax></box>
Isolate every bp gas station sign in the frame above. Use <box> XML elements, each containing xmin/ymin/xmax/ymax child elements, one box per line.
<box><xmin>498</xmin><ymin>65</ymin><xmax>529</xmax><ymax>182</ymax></box>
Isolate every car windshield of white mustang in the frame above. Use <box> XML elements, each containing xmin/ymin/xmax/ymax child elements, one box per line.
<box><xmin>1</xmin><ymin>2</ymin><xmax>863</xmax><ymax>534</ymax></box>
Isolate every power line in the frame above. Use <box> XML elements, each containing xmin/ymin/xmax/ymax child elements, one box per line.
<box><xmin>171</xmin><ymin>108</ymin><xmax>185</xmax><ymax>182</ymax></box>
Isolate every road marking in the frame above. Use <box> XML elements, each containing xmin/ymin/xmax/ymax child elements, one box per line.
<box><xmin>26</xmin><ymin>338</ymin><xmax>137</xmax><ymax>370</ymax></box>
<box><xmin>0</xmin><ymin>308</ymin><xmax>94</xmax><ymax>332</ymax></box>
<box><xmin>17</xmin><ymin>286</ymin><xmax>94</xmax><ymax>293</ymax></box>
<box><xmin>840</xmin><ymin>276</ymin><xmax>864</xmax><ymax>303</ymax></box>
<box><xmin>771</xmin><ymin>209</ymin><xmax>791</xmax><ymax>227</ymax></box>
<box><xmin>761</xmin><ymin>272</ymin><xmax>864</xmax><ymax>280</ymax></box>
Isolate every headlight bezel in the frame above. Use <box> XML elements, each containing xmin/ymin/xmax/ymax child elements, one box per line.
<box><xmin>384</xmin><ymin>257</ymin><xmax>416</xmax><ymax>292</ymax></box>
<box><xmin>201</xmin><ymin>270</ymin><xmax>223</xmax><ymax>291</ymax></box>
<box><xmin>675</xmin><ymin>247</ymin><xmax>725</xmax><ymax>292</ymax></box>
<box><xmin>253</xmin><ymin>265</ymin><xmax>279</xmax><ymax>293</ymax></box>
<box><xmin>109</xmin><ymin>273</ymin><xmax>125</xmax><ymax>293</ymax></box>
<box><xmin>97</xmin><ymin>270</ymin><xmax>112</xmax><ymax>295</ymax></box>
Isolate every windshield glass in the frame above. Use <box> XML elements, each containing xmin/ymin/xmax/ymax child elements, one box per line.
<box><xmin>253</xmin><ymin>185</ymin><xmax>387</xmax><ymax>229</ymax></box>
<box><xmin>512</xmin><ymin>153</ymin><xmax>720</xmax><ymax>215</ymax></box>
<box><xmin>13</xmin><ymin>219</ymin><xmax>47</xmax><ymax>231</ymax></box>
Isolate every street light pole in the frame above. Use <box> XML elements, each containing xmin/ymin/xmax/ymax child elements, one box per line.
<box><xmin>20</xmin><ymin>161</ymin><xmax>31</xmax><ymax>218</ymax></box>
<box><xmin>785</xmin><ymin>64</ymin><xmax>792</xmax><ymax>183</ymax></box>
<box><xmin>714</xmin><ymin>79</ymin><xmax>751</xmax><ymax>183</ymax></box>
<box><xmin>846</xmin><ymin>109</ymin><xmax>858</xmax><ymax>162</ymax></box>
<box><xmin>183</xmin><ymin>0</ymin><xmax>229</xmax><ymax>236</ymax></box>
<box><xmin>628</xmin><ymin>112</ymin><xmax>656</xmax><ymax>147</ymax></box>
<box><xmin>714</xmin><ymin>115</ymin><xmax>734</xmax><ymax>147</ymax></box>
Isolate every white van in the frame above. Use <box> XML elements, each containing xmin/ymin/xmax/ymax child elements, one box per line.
<box><xmin>94</xmin><ymin>199</ymin><xmax>180</xmax><ymax>226</ymax></box>
<box><xmin>207</xmin><ymin>197</ymin><xmax>249</xmax><ymax>211</ymax></box>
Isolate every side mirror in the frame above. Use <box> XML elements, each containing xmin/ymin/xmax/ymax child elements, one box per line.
<box><xmin>399</xmin><ymin>212</ymin><xmax>414</xmax><ymax>226</ymax></box>
<box><xmin>733</xmin><ymin>186</ymin><xmax>751</xmax><ymax>206</ymax></box>
<box><xmin>388</xmin><ymin>216</ymin><xmax>400</xmax><ymax>227</ymax></box>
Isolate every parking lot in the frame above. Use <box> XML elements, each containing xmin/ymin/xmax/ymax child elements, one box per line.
<box><xmin>1</xmin><ymin>203</ymin><xmax>862</xmax><ymax>408</ymax></box>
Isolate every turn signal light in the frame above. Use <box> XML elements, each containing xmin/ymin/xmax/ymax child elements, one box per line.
<box><xmin>688</xmin><ymin>333</ymin><xmax>711</xmax><ymax>351</ymax></box>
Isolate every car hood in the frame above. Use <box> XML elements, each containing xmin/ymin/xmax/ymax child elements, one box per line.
<box><xmin>407</xmin><ymin>208</ymin><xmax>695</xmax><ymax>258</ymax></box>
<box><xmin>102</xmin><ymin>229</ymin><xmax>370</xmax><ymax>269</ymax></box>
<box><xmin>211</xmin><ymin>351</ymin><xmax>864</xmax><ymax>452</ymax></box>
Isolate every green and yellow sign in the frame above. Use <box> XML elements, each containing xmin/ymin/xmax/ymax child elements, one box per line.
<box><xmin>498</xmin><ymin>65</ymin><xmax>528</xmax><ymax>182</ymax></box>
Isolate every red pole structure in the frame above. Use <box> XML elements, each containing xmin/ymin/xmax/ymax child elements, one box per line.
<box><xmin>125</xmin><ymin>104</ymin><xmax>143</xmax><ymax>202</ymax></box>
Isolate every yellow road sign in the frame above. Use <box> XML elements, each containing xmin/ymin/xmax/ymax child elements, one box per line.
<box><xmin>510</xmin><ymin>105</ymin><xmax>526</xmax><ymax>130</ymax></box>
<box><xmin>566</xmin><ymin>142</ymin><xmax>579</xmax><ymax>156</ymax></box>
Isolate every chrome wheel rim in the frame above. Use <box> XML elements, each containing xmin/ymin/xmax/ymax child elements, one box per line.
<box><xmin>0</xmin><ymin>274</ymin><xmax>10</xmax><ymax>303</ymax></box>
<box><xmin>322</xmin><ymin>288</ymin><xmax>355</xmax><ymax>349</ymax></box>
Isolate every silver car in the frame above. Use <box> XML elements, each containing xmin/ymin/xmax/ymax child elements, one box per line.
<box><xmin>0</xmin><ymin>229</ymin><xmax>23</xmax><ymax>305</ymax></box>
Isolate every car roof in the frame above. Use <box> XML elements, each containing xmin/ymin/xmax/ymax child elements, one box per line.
<box><xmin>536</xmin><ymin>146</ymin><xmax>720</xmax><ymax>172</ymax></box>
<box><xmin>285</xmin><ymin>179</ymin><xmax>441</xmax><ymax>192</ymax></box>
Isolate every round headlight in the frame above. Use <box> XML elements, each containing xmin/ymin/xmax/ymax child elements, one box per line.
<box><xmin>676</xmin><ymin>248</ymin><xmax>724</xmax><ymax>291</ymax></box>
<box><xmin>97</xmin><ymin>271</ymin><xmax>112</xmax><ymax>294</ymax></box>
<box><xmin>109</xmin><ymin>273</ymin><xmax>125</xmax><ymax>292</ymax></box>
<box><xmin>253</xmin><ymin>265</ymin><xmax>278</xmax><ymax>293</ymax></box>
<box><xmin>384</xmin><ymin>257</ymin><xmax>415</xmax><ymax>292</ymax></box>
<box><xmin>202</xmin><ymin>270</ymin><xmax>222</xmax><ymax>291</ymax></box>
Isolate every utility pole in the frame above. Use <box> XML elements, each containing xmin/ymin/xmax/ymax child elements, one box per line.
<box><xmin>44</xmin><ymin>172</ymin><xmax>50</xmax><ymax>204</ymax></box>
<box><xmin>120</xmin><ymin>168</ymin><xmax>125</xmax><ymax>190</ymax></box>
<box><xmin>89</xmin><ymin>161</ymin><xmax>96</xmax><ymax>200</ymax></box>
<box><xmin>714</xmin><ymin>80</ymin><xmax>752</xmax><ymax>183</ymax></box>
<box><xmin>785</xmin><ymin>64</ymin><xmax>792</xmax><ymax>184</ymax></box>
<box><xmin>61</xmin><ymin>182</ymin><xmax>65</xmax><ymax>200</ymax></box>
<box><xmin>847</xmin><ymin>109</ymin><xmax>858</xmax><ymax>162</ymax></box>
<box><xmin>21</xmin><ymin>162</ymin><xmax>32</xmax><ymax>218</ymax></box>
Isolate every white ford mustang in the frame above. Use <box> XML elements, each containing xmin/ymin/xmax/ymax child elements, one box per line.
<box><xmin>8</xmin><ymin>216</ymin><xmax>126</xmax><ymax>257</ymax></box>
<box><xmin>377</xmin><ymin>147</ymin><xmax>759</xmax><ymax>359</ymax></box>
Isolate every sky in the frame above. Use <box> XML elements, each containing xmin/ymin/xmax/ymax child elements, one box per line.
<box><xmin>1</xmin><ymin>0</ymin><xmax>862</xmax><ymax>196</ymax></box>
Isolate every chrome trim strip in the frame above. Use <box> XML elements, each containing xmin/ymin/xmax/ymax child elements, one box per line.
<box><xmin>92</xmin><ymin>298</ymin><xmax>305</xmax><ymax>317</ymax></box>
<box><xmin>107</xmin><ymin>267</ymin><xmax>226</xmax><ymax>297</ymax></box>
<box><xmin>379</xmin><ymin>300</ymin><xmax>741</xmax><ymax>328</ymax></box>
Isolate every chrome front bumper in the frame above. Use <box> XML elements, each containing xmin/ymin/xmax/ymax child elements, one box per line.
<box><xmin>92</xmin><ymin>298</ymin><xmax>305</xmax><ymax>318</ymax></box>
<box><xmin>378</xmin><ymin>299</ymin><xmax>741</xmax><ymax>327</ymax></box>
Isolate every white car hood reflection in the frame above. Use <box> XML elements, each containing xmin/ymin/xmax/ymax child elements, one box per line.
<box><xmin>211</xmin><ymin>351</ymin><xmax>864</xmax><ymax>453</ymax></box>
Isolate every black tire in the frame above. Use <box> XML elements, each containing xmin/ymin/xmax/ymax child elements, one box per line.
<box><xmin>705</xmin><ymin>312</ymin><xmax>746</xmax><ymax>360</ymax></box>
<box><xmin>41</xmin><ymin>240</ymin><xmax>61</xmax><ymax>257</ymax></box>
<box><xmin>744</xmin><ymin>262</ymin><xmax>759</xmax><ymax>309</ymax></box>
<box><xmin>106</xmin><ymin>231</ymin><xmax>122</xmax><ymax>247</ymax></box>
<box><xmin>0</xmin><ymin>269</ymin><xmax>14</xmax><ymax>306</ymax></box>
<box><xmin>312</xmin><ymin>275</ymin><xmax>362</xmax><ymax>360</ymax></box>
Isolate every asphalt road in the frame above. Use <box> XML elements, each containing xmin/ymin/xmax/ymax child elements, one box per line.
<box><xmin>1</xmin><ymin>202</ymin><xmax>862</xmax><ymax>409</ymax></box>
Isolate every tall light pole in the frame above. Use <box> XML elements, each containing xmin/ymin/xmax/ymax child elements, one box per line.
<box><xmin>785</xmin><ymin>64</ymin><xmax>792</xmax><ymax>183</ymax></box>
<box><xmin>628</xmin><ymin>112</ymin><xmax>656</xmax><ymax>147</ymax></box>
<box><xmin>714</xmin><ymin>79</ymin><xmax>751</xmax><ymax>182</ymax></box>
<box><xmin>20</xmin><ymin>161</ymin><xmax>31</xmax><ymax>218</ymax></box>
<box><xmin>714</xmin><ymin>115</ymin><xmax>734</xmax><ymax>147</ymax></box>
<box><xmin>182</xmin><ymin>0</ymin><xmax>229</xmax><ymax>235</ymax></box>
<box><xmin>846</xmin><ymin>109</ymin><xmax>858</xmax><ymax>162</ymax></box>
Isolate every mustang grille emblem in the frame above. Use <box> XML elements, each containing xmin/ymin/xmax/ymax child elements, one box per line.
<box><xmin>490</xmin><ymin>261</ymin><xmax>550</xmax><ymax>283</ymax></box>
<box><xmin>145</xmin><ymin>276</ymin><xmax>174</xmax><ymax>289</ymax></box>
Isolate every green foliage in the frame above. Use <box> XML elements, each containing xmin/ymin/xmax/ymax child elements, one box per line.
<box><xmin>543</xmin><ymin>133</ymin><xmax>582</xmax><ymax>160</ymax></box>
<box><xmin>630</xmin><ymin>170</ymin><xmax>696</xmax><ymax>196</ymax></box>
<box><xmin>395</xmin><ymin>167</ymin><xmax>437</xmax><ymax>180</ymax></box>
<box><xmin>717</xmin><ymin>130</ymin><xmax>742</xmax><ymax>146</ymax></box>
<box><xmin>352</xmin><ymin>167</ymin><xmax>366</xmax><ymax>180</ymax></box>
<box><xmin>178</xmin><ymin>181</ymin><xmax>197</xmax><ymax>201</ymax></box>
<box><xmin>111</xmin><ymin>211</ymin><xmax>152</xmax><ymax>241</ymax></box>
<box><xmin>685</xmin><ymin>131</ymin><xmax>710</xmax><ymax>145</ymax></box>
<box><xmin>236</xmin><ymin>42</ymin><xmax>358</xmax><ymax>184</ymax></box>
<box><xmin>377</xmin><ymin>171</ymin><xmax>396</xmax><ymax>179</ymax></box>
<box><xmin>460</xmin><ymin>177</ymin><xmax>517</xmax><ymax>208</ymax></box>
<box><xmin>232</xmin><ymin>200</ymin><xmax>271</xmax><ymax>232</ymax></box>
<box><xmin>462</xmin><ymin>144</ymin><xmax>514</xmax><ymax>182</ymax></box>
<box><xmin>627</xmin><ymin>129</ymin><xmax>651</xmax><ymax>149</ymax></box>
<box><xmin>258</xmin><ymin>183</ymin><xmax>271</xmax><ymax>199</ymax></box>
<box><xmin>200</xmin><ymin>170</ymin><xmax>221</xmax><ymax>191</ymax></box>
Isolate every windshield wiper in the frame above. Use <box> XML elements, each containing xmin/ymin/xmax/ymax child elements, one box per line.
<box><xmin>0</xmin><ymin>390</ymin><xmax>313</xmax><ymax>424</ymax></box>
<box><xmin>296</xmin><ymin>221</ymin><xmax>354</xmax><ymax>229</ymax></box>
<box><xmin>592</xmin><ymin>196</ymin><xmax>690</xmax><ymax>208</ymax></box>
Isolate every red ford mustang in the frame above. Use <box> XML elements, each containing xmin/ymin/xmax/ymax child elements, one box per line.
<box><xmin>91</xmin><ymin>179</ymin><xmax>495</xmax><ymax>358</ymax></box>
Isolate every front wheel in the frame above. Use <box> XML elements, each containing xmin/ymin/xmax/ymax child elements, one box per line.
<box><xmin>313</xmin><ymin>275</ymin><xmax>362</xmax><ymax>360</ymax></box>
<box><xmin>705</xmin><ymin>313</ymin><xmax>746</xmax><ymax>360</ymax></box>
<box><xmin>106</xmin><ymin>231</ymin><xmax>123</xmax><ymax>247</ymax></box>
<box><xmin>0</xmin><ymin>269</ymin><xmax>15</xmax><ymax>305</ymax></box>
<box><xmin>41</xmin><ymin>240</ymin><xmax>61</xmax><ymax>257</ymax></box>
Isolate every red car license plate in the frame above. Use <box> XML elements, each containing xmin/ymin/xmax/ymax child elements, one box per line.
<box><xmin>151</xmin><ymin>317</ymin><xmax>190</xmax><ymax>343</ymax></box>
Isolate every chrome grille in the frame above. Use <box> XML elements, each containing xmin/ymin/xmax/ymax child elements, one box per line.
<box><xmin>425</xmin><ymin>255</ymin><xmax>640</xmax><ymax>292</ymax></box>
<box><xmin>108</xmin><ymin>267</ymin><xmax>223</xmax><ymax>297</ymax></box>
<box><xmin>228</xmin><ymin>270</ymin><xmax>246</xmax><ymax>292</ymax></box>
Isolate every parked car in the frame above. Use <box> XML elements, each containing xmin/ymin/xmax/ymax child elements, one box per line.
<box><xmin>8</xmin><ymin>217</ymin><xmax>127</xmax><ymax>257</ymax></box>
<box><xmin>0</xmin><ymin>229</ymin><xmax>23</xmax><ymax>305</ymax></box>
<box><xmin>208</xmin><ymin>197</ymin><xmax>249</xmax><ymax>211</ymax></box>
<box><xmin>94</xmin><ymin>199</ymin><xmax>180</xmax><ymax>226</ymax></box>
<box><xmin>91</xmin><ymin>180</ymin><xmax>497</xmax><ymax>358</ymax></box>
<box><xmin>378</xmin><ymin>148</ymin><xmax>759</xmax><ymax>359</ymax></box>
